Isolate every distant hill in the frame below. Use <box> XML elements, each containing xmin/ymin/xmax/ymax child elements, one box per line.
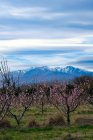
<box><xmin>12</xmin><ymin>66</ymin><xmax>93</xmax><ymax>84</ymax></box>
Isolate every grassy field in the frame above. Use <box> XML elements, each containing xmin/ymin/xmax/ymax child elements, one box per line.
<box><xmin>0</xmin><ymin>105</ymin><xmax>93</xmax><ymax>140</ymax></box>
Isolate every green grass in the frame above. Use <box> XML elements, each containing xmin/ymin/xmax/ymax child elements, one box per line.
<box><xmin>0</xmin><ymin>105</ymin><xmax>93</xmax><ymax>140</ymax></box>
<box><xmin>0</xmin><ymin>126</ymin><xmax>93</xmax><ymax>140</ymax></box>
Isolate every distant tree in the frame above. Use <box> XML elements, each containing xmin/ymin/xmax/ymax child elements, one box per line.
<box><xmin>36</xmin><ymin>83</ymin><xmax>50</xmax><ymax>115</ymax></box>
<box><xmin>73</xmin><ymin>76</ymin><xmax>93</xmax><ymax>86</ymax></box>
<box><xmin>50</xmin><ymin>83</ymin><xmax>84</xmax><ymax>126</ymax></box>
<box><xmin>0</xmin><ymin>59</ymin><xmax>35</xmax><ymax>126</ymax></box>
<box><xmin>8</xmin><ymin>87</ymin><xmax>34</xmax><ymax>126</ymax></box>
<box><xmin>0</xmin><ymin>59</ymin><xmax>13</xmax><ymax>121</ymax></box>
<box><xmin>74</xmin><ymin>76</ymin><xmax>93</xmax><ymax>105</ymax></box>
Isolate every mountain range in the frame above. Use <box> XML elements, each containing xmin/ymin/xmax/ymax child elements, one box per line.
<box><xmin>13</xmin><ymin>66</ymin><xmax>93</xmax><ymax>84</ymax></box>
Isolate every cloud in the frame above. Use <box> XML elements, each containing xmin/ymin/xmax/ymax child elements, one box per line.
<box><xmin>0</xmin><ymin>38</ymin><xmax>85</xmax><ymax>52</ymax></box>
<box><xmin>0</xmin><ymin>1</ymin><xmax>93</xmax><ymax>41</ymax></box>
<box><xmin>0</xmin><ymin>0</ymin><xmax>93</xmax><ymax>71</ymax></box>
<box><xmin>7</xmin><ymin>0</ymin><xmax>93</xmax><ymax>11</ymax></box>
<box><xmin>2</xmin><ymin>53</ymin><xmax>69</xmax><ymax>71</ymax></box>
<box><xmin>0</xmin><ymin>2</ymin><xmax>66</xmax><ymax>20</ymax></box>
<box><xmin>0</xmin><ymin>35</ymin><xmax>93</xmax><ymax>52</ymax></box>
<box><xmin>1</xmin><ymin>43</ymin><xmax>92</xmax><ymax>71</ymax></box>
<box><xmin>69</xmin><ymin>56</ymin><xmax>93</xmax><ymax>71</ymax></box>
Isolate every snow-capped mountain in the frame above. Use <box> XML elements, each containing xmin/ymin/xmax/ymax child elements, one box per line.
<box><xmin>13</xmin><ymin>66</ymin><xmax>93</xmax><ymax>84</ymax></box>
<box><xmin>60</xmin><ymin>66</ymin><xmax>89</xmax><ymax>74</ymax></box>
<box><xmin>1</xmin><ymin>66</ymin><xmax>92</xmax><ymax>85</ymax></box>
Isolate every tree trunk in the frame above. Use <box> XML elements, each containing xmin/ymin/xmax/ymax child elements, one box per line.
<box><xmin>67</xmin><ymin>107</ymin><xmax>70</xmax><ymax>126</ymax></box>
<box><xmin>14</xmin><ymin>116</ymin><xmax>20</xmax><ymax>126</ymax></box>
<box><xmin>41</xmin><ymin>101</ymin><xmax>44</xmax><ymax>115</ymax></box>
<box><xmin>16</xmin><ymin>120</ymin><xmax>20</xmax><ymax>126</ymax></box>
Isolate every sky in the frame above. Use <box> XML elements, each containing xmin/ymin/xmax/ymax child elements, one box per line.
<box><xmin>0</xmin><ymin>0</ymin><xmax>93</xmax><ymax>71</ymax></box>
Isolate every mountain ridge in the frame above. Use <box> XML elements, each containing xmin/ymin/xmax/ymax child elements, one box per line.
<box><xmin>13</xmin><ymin>66</ymin><xmax>93</xmax><ymax>84</ymax></box>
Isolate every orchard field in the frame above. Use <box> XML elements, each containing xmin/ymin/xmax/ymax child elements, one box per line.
<box><xmin>0</xmin><ymin>61</ymin><xmax>93</xmax><ymax>140</ymax></box>
<box><xmin>0</xmin><ymin>104</ymin><xmax>93</xmax><ymax>140</ymax></box>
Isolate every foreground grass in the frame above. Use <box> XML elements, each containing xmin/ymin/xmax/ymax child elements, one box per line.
<box><xmin>0</xmin><ymin>105</ymin><xmax>93</xmax><ymax>140</ymax></box>
<box><xmin>0</xmin><ymin>125</ymin><xmax>93</xmax><ymax>140</ymax></box>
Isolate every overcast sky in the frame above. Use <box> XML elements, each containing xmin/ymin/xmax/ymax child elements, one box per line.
<box><xmin>0</xmin><ymin>0</ymin><xmax>93</xmax><ymax>71</ymax></box>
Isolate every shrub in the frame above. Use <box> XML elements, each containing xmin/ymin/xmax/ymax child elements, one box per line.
<box><xmin>47</xmin><ymin>115</ymin><xmax>65</xmax><ymax>126</ymax></box>
<box><xmin>28</xmin><ymin>119</ymin><xmax>40</xmax><ymax>128</ymax></box>
<box><xmin>63</xmin><ymin>134</ymin><xmax>79</xmax><ymax>140</ymax></box>
<box><xmin>0</xmin><ymin>120</ymin><xmax>11</xmax><ymax>128</ymax></box>
<box><xmin>75</xmin><ymin>117</ymin><xmax>93</xmax><ymax>126</ymax></box>
<box><xmin>0</xmin><ymin>134</ymin><xmax>13</xmax><ymax>140</ymax></box>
